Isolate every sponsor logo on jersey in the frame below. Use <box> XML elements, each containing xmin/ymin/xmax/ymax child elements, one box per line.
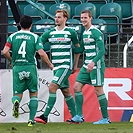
<box><xmin>83</xmin><ymin>38</ymin><xmax>94</xmax><ymax>43</ymax></box>
<box><xmin>18</xmin><ymin>71</ymin><xmax>30</xmax><ymax>80</ymax></box>
<box><xmin>49</xmin><ymin>38</ymin><xmax>71</xmax><ymax>43</ymax></box>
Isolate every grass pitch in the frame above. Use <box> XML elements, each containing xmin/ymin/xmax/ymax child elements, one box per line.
<box><xmin>0</xmin><ymin>122</ymin><xmax>133</xmax><ymax>133</ymax></box>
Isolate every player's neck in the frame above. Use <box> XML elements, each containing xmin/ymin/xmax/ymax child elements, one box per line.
<box><xmin>56</xmin><ymin>24</ymin><xmax>66</xmax><ymax>31</ymax></box>
<box><xmin>21</xmin><ymin>28</ymin><xmax>30</xmax><ymax>31</ymax></box>
<box><xmin>85</xmin><ymin>24</ymin><xmax>92</xmax><ymax>31</ymax></box>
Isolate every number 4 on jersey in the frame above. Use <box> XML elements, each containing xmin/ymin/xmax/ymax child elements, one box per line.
<box><xmin>18</xmin><ymin>41</ymin><xmax>26</xmax><ymax>58</ymax></box>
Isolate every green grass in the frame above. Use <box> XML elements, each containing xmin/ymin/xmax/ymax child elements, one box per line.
<box><xmin>0</xmin><ymin>122</ymin><xmax>133</xmax><ymax>133</ymax></box>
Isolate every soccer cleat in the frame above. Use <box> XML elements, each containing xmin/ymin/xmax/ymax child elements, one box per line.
<box><xmin>34</xmin><ymin>114</ymin><xmax>47</xmax><ymax>124</ymax></box>
<box><xmin>12</xmin><ymin>100</ymin><xmax>19</xmax><ymax>118</ymax></box>
<box><xmin>93</xmin><ymin>118</ymin><xmax>111</xmax><ymax>124</ymax></box>
<box><xmin>28</xmin><ymin>120</ymin><xmax>35</xmax><ymax>127</ymax></box>
<box><xmin>66</xmin><ymin>115</ymin><xmax>84</xmax><ymax>124</ymax></box>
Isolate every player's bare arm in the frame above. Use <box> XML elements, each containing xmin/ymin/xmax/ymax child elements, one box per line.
<box><xmin>2</xmin><ymin>45</ymin><xmax>12</xmax><ymax>63</ymax></box>
<box><xmin>38</xmin><ymin>49</ymin><xmax>54</xmax><ymax>70</ymax></box>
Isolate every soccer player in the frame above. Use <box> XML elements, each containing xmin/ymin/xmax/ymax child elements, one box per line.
<box><xmin>34</xmin><ymin>10</ymin><xmax>81</xmax><ymax>124</ymax></box>
<box><xmin>67</xmin><ymin>10</ymin><xmax>111</xmax><ymax>124</ymax></box>
<box><xmin>2</xmin><ymin>15</ymin><xmax>53</xmax><ymax>126</ymax></box>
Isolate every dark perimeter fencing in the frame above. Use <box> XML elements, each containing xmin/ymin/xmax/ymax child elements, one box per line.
<box><xmin>0</xmin><ymin>22</ymin><xmax>133</xmax><ymax>69</ymax></box>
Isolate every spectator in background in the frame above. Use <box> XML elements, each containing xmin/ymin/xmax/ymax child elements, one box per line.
<box><xmin>2</xmin><ymin>15</ymin><xmax>53</xmax><ymax>126</ymax></box>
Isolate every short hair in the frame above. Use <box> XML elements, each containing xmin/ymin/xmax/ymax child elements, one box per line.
<box><xmin>20</xmin><ymin>15</ymin><xmax>32</xmax><ymax>29</ymax></box>
<box><xmin>56</xmin><ymin>10</ymin><xmax>69</xmax><ymax>20</ymax></box>
<box><xmin>80</xmin><ymin>10</ymin><xmax>92</xmax><ymax>18</ymax></box>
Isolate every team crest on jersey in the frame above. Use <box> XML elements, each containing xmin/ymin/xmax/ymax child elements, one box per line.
<box><xmin>64</xmin><ymin>34</ymin><xmax>68</xmax><ymax>38</ymax></box>
<box><xmin>39</xmin><ymin>43</ymin><xmax>43</xmax><ymax>46</ymax></box>
<box><xmin>99</xmin><ymin>36</ymin><xmax>102</xmax><ymax>40</ymax></box>
<box><xmin>88</xmin><ymin>35</ymin><xmax>90</xmax><ymax>38</ymax></box>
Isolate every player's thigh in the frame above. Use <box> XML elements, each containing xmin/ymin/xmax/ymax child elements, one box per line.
<box><xmin>52</xmin><ymin>68</ymin><xmax>72</xmax><ymax>88</ymax></box>
<box><xmin>13</xmin><ymin>66</ymin><xmax>26</xmax><ymax>94</ymax></box>
<box><xmin>26</xmin><ymin>66</ymin><xmax>39</xmax><ymax>93</ymax></box>
<box><xmin>90</xmin><ymin>67</ymin><xmax>105</xmax><ymax>86</ymax></box>
<box><xmin>76</xmin><ymin>67</ymin><xmax>91</xmax><ymax>85</ymax></box>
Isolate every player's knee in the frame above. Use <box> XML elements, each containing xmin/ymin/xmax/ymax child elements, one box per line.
<box><xmin>30</xmin><ymin>91</ymin><xmax>38</xmax><ymax>98</ymax></box>
<box><xmin>73</xmin><ymin>84</ymin><xmax>80</xmax><ymax>92</ymax></box>
<box><xmin>94</xmin><ymin>86</ymin><xmax>104</xmax><ymax>96</ymax></box>
<box><xmin>61</xmin><ymin>89</ymin><xmax>70</xmax><ymax>97</ymax></box>
<box><xmin>49</xmin><ymin>83</ymin><xmax>58</xmax><ymax>93</ymax></box>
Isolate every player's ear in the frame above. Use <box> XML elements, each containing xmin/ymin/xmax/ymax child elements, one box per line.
<box><xmin>19</xmin><ymin>22</ymin><xmax>21</xmax><ymax>28</ymax></box>
<box><xmin>29</xmin><ymin>24</ymin><xmax>32</xmax><ymax>30</ymax></box>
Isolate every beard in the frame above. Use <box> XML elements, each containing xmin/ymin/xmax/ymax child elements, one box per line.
<box><xmin>56</xmin><ymin>23</ymin><xmax>60</xmax><ymax>26</ymax></box>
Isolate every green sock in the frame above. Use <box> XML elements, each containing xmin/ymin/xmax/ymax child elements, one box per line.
<box><xmin>75</xmin><ymin>91</ymin><xmax>83</xmax><ymax>116</ymax></box>
<box><xmin>98</xmin><ymin>94</ymin><xmax>108</xmax><ymax>118</ymax></box>
<box><xmin>12</xmin><ymin>95</ymin><xmax>21</xmax><ymax>104</ymax></box>
<box><xmin>29</xmin><ymin>96</ymin><xmax>38</xmax><ymax>122</ymax></box>
<box><xmin>44</xmin><ymin>93</ymin><xmax>56</xmax><ymax>118</ymax></box>
<box><xmin>65</xmin><ymin>95</ymin><xmax>76</xmax><ymax>117</ymax></box>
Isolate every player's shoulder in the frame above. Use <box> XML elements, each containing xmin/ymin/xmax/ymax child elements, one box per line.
<box><xmin>44</xmin><ymin>27</ymin><xmax>55</xmax><ymax>35</ymax></box>
<box><xmin>27</xmin><ymin>31</ymin><xmax>39</xmax><ymax>37</ymax></box>
<box><xmin>9</xmin><ymin>30</ymin><xmax>20</xmax><ymax>38</ymax></box>
<box><xmin>90</xmin><ymin>25</ymin><xmax>102</xmax><ymax>34</ymax></box>
<box><xmin>64</xmin><ymin>26</ymin><xmax>77</xmax><ymax>35</ymax></box>
<box><xmin>65</xmin><ymin>26</ymin><xmax>75</xmax><ymax>31</ymax></box>
<box><xmin>12</xmin><ymin>30</ymin><xmax>39</xmax><ymax>37</ymax></box>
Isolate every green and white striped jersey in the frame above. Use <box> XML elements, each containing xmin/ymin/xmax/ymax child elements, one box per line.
<box><xmin>7</xmin><ymin>30</ymin><xmax>43</xmax><ymax>66</ymax></box>
<box><xmin>41</xmin><ymin>26</ymin><xmax>79</xmax><ymax>70</ymax></box>
<box><xmin>82</xmin><ymin>25</ymin><xmax>105</xmax><ymax>69</ymax></box>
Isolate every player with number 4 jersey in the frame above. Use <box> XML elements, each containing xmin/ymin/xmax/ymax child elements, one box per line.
<box><xmin>2</xmin><ymin>15</ymin><xmax>53</xmax><ymax>126</ymax></box>
<box><xmin>7</xmin><ymin>30</ymin><xmax>43</xmax><ymax>66</ymax></box>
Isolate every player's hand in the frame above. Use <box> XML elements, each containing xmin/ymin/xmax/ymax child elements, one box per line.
<box><xmin>8</xmin><ymin>61</ymin><xmax>12</xmax><ymax>69</ymax></box>
<box><xmin>72</xmin><ymin>69</ymin><xmax>76</xmax><ymax>74</ymax></box>
<box><xmin>87</xmin><ymin>62</ymin><xmax>95</xmax><ymax>72</ymax></box>
<box><xmin>72</xmin><ymin>65</ymin><xmax>77</xmax><ymax>74</ymax></box>
<box><xmin>49</xmin><ymin>63</ymin><xmax>54</xmax><ymax>70</ymax></box>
